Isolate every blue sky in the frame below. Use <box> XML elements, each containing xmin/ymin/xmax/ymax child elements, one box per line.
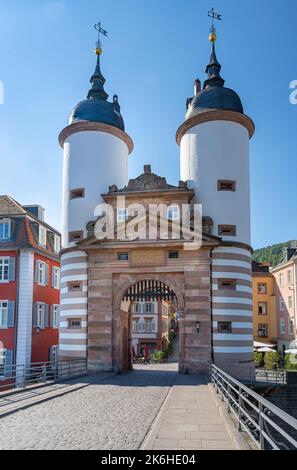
<box><xmin>0</xmin><ymin>0</ymin><xmax>296</xmax><ymax>249</ymax></box>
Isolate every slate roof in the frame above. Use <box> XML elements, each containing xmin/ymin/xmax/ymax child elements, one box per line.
<box><xmin>69</xmin><ymin>54</ymin><xmax>125</xmax><ymax>131</ymax></box>
<box><xmin>0</xmin><ymin>195</ymin><xmax>60</xmax><ymax>259</ymax></box>
<box><xmin>185</xmin><ymin>40</ymin><xmax>244</xmax><ymax>120</ymax></box>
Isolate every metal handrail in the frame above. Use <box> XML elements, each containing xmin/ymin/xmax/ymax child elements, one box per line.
<box><xmin>209</xmin><ymin>363</ymin><xmax>297</xmax><ymax>450</ymax></box>
<box><xmin>0</xmin><ymin>359</ymin><xmax>87</xmax><ymax>393</ymax></box>
<box><xmin>255</xmin><ymin>368</ymin><xmax>287</xmax><ymax>384</ymax></box>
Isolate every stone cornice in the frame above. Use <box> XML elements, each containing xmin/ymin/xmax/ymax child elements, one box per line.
<box><xmin>59</xmin><ymin>121</ymin><xmax>134</xmax><ymax>154</ymax></box>
<box><xmin>176</xmin><ymin>110</ymin><xmax>255</xmax><ymax>145</ymax></box>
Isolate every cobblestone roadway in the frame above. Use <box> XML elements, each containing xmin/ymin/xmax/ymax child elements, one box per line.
<box><xmin>0</xmin><ymin>365</ymin><xmax>177</xmax><ymax>450</ymax></box>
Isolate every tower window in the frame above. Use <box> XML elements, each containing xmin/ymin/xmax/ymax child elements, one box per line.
<box><xmin>168</xmin><ymin>251</ymin><xmax>179</xmax><ymax>259</ymax></box>
<box><xmin>70</xmin><ymin>188</ymin><xmax>85</xmax><ymax>200</ymax></box>
<box><xmin>68</xmin><ymin>318</ymin><xmax>82</xmax><ymax>329</ymax></box>
<box><xmin>218</xmin><ymin>225</ymin><xmax>237</xmax><ymax>236</ymax></box>
<box><xmin>218</xmin><ymin>279</ymin><xmax>236</xmax><ymax>290</ymax></box>
<box><xmin>217</xmin><ymin>180</ymin><xmax>236</xmax><ymax>192</ymax></box>
<box><xmin>69</xmin><ymin>231</ymin><xmax>84</xmax><ymax>243</ymax></box>
<box><xmin>68</xmin><ymin>281</ymin><xmax>83</xmax><ymax>292</ymax></box>
<box><xmin>218</xmin><ymin>322</ymin><xmax>232</xmax><ymax>334</ymax></box>
<box><xmin>117</xmin><ymin>252</ymin><xmax>129</xmax><ymax>261</ymax></box>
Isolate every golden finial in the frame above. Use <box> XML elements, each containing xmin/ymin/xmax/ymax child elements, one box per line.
<box><xmin>209</xmin><ymin>30</ymin><xmax>217</xmax><ymax>43</ymax></box>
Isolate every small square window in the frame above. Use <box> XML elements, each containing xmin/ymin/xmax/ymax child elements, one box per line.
<box><xmin>218</xmin><ymin>225</ymin><xmax>237</xmax><ymax>237</ymax></box>
<box><xmin>117</xmin><ymin>252</ymin><xmax>129</xmax><ymax>261</ymax></box>
<box><xmin>217</xmin><ymin>180</ymin><xmax>236</xmax><ymax>192</ymax></box>
<box><xmin>257</xmin><ymin>283</ymin><xmax>267</xmax><ymax>294</ymax></box>
<box><xmin>68</xmin><ymin>281</ymin><xmax>83</xmax><ymax>292</ymax></box>
<box><xmin>258</xmin><ymin>323</ymin><xmax>268</xmax><ymax>338</ymax></box>
<box><xmin>218</xmin><ymin>322</ymin><xmax>232</xmax><ymax>333</ymax></box>
<box><xmin>258</xmin><ymin>302</ymin><xmax>267</xmax><ymax>315</ymax></box>
<box><xmin>168</xmin><ymin>251</ymin><xmax>179</xmax><ymax>259</ymax></box>
<box><xmin>68</xmin><ymin>318</ymin><xmax>82</xmax><ymax>329</ymax></box>
<box><xmin>218</xmin><ymin>279</ymin><xmax>236</xmax><ymax>290</ymax></box>
<box><xmin>69</xmin><ymin>231</ymin><xmax>84</xmax><ymax>243</ymax></box>
<box><xmin>70</xmin><ymin>188</ymin><xmax>85</xmax><ymax>200</ymax></box>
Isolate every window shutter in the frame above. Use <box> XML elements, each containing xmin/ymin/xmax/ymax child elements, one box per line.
<box><xmin>33</xmin><ymin>303</ymin><xmax>38</xmax><ymax>327</ymax></box>
<box><xmin>35</xmin><ymin>260</ymin><xmax>39</xmax><ymax>283</ymax></box>
<box><xmin>9</xmin><ymin>257</ymin><xmax>16</xmax><ymax>282</ymax></box>
<box><xmin>52</xmin><ymin>268</ymin><xmax>55</xmax><ymax>288</ymax></box>
<box><xmin>45</xmin><ymin>264</ymin><xmax>49</xmax><ymax>286</ymax></box>
<box><xmin>44</xmin><ymin>304</ymin><xmax>49</xmax><ymax>328</ymax></box>
<box><xmin>4</xmin><ymin>350</ymin><xmax>13</xmax><ymax>378</ymax></box>
<box><xmin>7</xmin><ymin>301</ymin><xmax>15</xmax><ymax>327</ymax></box>
<box><xmin>50</xmin><ymin>305</ymin><xmax>54</xmax><ymax>328</ymax></box>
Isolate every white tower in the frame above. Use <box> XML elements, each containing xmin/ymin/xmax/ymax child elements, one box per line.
<box><xmin>58</xmin><ymin>32</ymin><xmax>133</xmax><ymax>361</ymax></box>
<box><xmin>177</xmin><ymin>28</ymin><xmax>255</xmax><ymax>379</ymax></box>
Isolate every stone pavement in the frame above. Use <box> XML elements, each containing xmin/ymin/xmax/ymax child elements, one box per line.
<box><xmin>0</xmin><ymin>363</ymin><xmax>242</xmax><ymax>450</ymax></box>
<box><xmin>0</xmin><ymin>365</ymin><xmax>176</xmax><ymax>450</ymax></box>
<box><xmin>142</xmin><ymin>373</ymin><xmax>237</xmax><ymax>450</ymax></box>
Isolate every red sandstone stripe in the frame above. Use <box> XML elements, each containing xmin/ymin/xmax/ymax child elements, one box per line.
<box><xmin>213</xmin><ymin>303</ymin><xmax>252</xmax><ymax>311</ymax></box>
<box><xmin>213</xmin><ymin>291</ymin><xmax>252</xmax><ymax>299</ymax></box>
<box><xmin>212</xmin><ymin>266</ymin><xmax>251</xmax><ymax>275</ymax></box>
<box><xmin>212</xmin><ymin>253</ymin><xmax>252</xmax><ymax>263</ymax></box>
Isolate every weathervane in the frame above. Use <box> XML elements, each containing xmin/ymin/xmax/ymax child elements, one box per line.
<box><xmin>94</xmin><ymin>22</ymin><xmax>108</xmax><ymax>56</ymax></box>
<box><xmin>208</xmin><ymin>8</ymin><xmax>222</xmax><ymax>42</ymax></box>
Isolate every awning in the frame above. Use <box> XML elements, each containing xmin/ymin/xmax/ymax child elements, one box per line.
<box><xmin>254</xmin><ymin>341</ymin><xmax>277</xmax><ymax>349</ymax></box>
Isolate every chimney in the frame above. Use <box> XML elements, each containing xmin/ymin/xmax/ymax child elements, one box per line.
<box><xmin>194</xmin><ymin>79</ymin><xmax>201</xmax><ymax>95</ymax></box>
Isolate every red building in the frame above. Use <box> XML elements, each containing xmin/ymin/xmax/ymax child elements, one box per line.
<box><xmin>0</xmin><ymin>196</ymin><xmax>60</xmax><ymax>380</ymax></box>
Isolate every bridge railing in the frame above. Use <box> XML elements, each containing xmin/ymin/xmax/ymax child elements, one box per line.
<box><xmin>0</xmin><ymin>359</ymin><xmax>87</xmax><ymax>393</ymax></box>
<box><xmin>255</xmin><ymin>368</ymin><xmax>287</xmax><ymax>384</ymax></box>
<box><xmin>209</xmin><ymin>363</ymin><xmax>297</xmax><ymax>450</ymax></box>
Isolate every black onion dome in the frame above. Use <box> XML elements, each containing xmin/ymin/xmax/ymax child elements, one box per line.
<box><xmin>185</xmin><ymin>39</ymin><xmax>244</xmax><ymax>120</ymax></box>
<box><xmin>69</xmin><ymin>53</ymin><xmax>125</xmax><ymax>131</ymax></box>
<box><xmin>186</xmin><ymin>87</ymin><xmax>243</xmax><ymax>119</ymax></box>
<box><xmin>70</xmin><ymin>98</ymin><xmax>125</xmax><ymax>131</ymax></box>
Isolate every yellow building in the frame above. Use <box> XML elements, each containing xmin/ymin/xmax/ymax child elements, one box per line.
<box><xmin>252</xmin><ymin>262</ymin><xmax>277</xmax><ymax>346</ymax></box>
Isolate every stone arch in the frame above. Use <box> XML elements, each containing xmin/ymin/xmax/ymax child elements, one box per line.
<box><xmin>112</xmin><ymin>273</ymin><xmax>185</xmax><ymax>372</ymax></box>
<box><xmin>113</xmin><ymin>274</ymin><xmax>185</xmax><ymax>312</ymax></box>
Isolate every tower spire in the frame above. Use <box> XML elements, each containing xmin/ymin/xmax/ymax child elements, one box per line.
<box><xmin>87</xmin><ymin>22</ymin><xmax>109</xmax><ymax>100</ymax></box>
<box><xmin>204</xmin><ymin>8</ymin><xmax>224</xmax><ymax>89</ymax></box>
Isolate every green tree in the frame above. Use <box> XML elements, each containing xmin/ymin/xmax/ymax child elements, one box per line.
<box><xmin>284</xmin><ymin>353</ymin><xmax>297</xmax><ymax>371</ymax></box>
<box><xmin>264</xmin><ymin>351</ymin><xmax>280</xmax><ymax>369</ymax></box>
<box><xmin>254</xmin><ymin>351</ymin><xmax>264</xmax><ymax>368</ymax></box>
